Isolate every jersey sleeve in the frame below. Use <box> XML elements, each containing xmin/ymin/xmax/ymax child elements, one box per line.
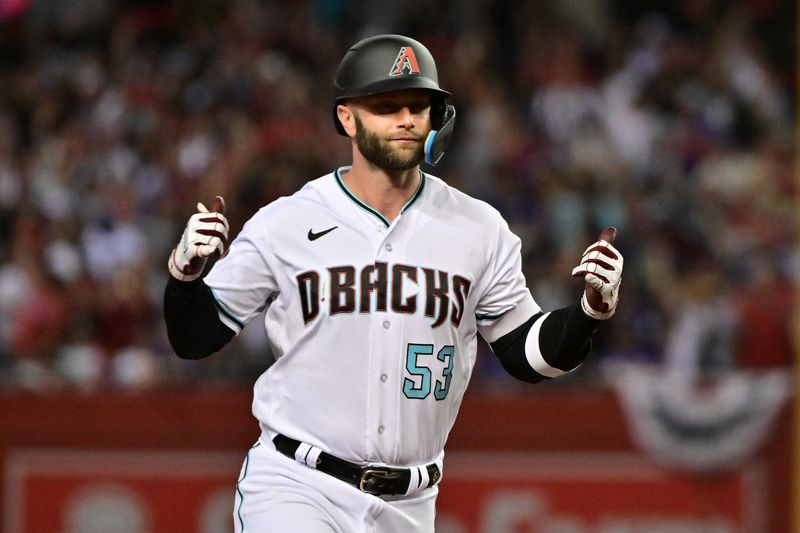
<box><xmin>475</xmin><ymin>214</ymin><xmax>541</xmax><ymax>344</ymax></box>
<box><xmin>203</xmin><ymin>213</ymin><xmax>278</xmax><ymax>334</ymax></box>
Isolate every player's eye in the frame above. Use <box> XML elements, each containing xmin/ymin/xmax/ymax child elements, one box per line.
<box><xmin>372</xmin><ymin>103</ymin><xmax>398</xmax><ymax>114</ymax></box>
<box><xmin>369</xmin><ymin>101</ymin><xmax>430</xmax><ymax>115</ymax></box>
<box><xmin>369</xmin><ymin>101</ymin><xmax>403</xmax><ymax>114</ymax></box>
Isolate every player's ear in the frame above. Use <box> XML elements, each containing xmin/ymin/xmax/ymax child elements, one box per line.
<box><xmin>337</xmin><ymin>104</ymin><xmax>357</xmax><ymax>137</ymax></box>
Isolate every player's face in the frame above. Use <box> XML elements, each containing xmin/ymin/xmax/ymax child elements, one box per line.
<box><xmin>348</xmin><ymin>90</ymin><xmax>432</xmax><ymax>171</ymax></box>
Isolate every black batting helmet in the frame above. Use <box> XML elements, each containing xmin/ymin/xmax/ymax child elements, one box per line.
<box><xmin>332</xmin><ymin>34</ymin><xmax>451</xmax><ymax>136</ymax></box>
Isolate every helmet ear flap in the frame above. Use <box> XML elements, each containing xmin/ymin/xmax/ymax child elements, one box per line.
<box><xmin>430</xmin><ymin>98</ymin><xmax>447</xmax><ymax>130</ymax></box>
<box><xmin>424</xmin><ymin>104</ymin><xmax>455</xmax><ymax>166</ymax></box>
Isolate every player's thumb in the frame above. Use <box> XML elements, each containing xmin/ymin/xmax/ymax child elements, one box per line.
<box><xmin>598</xmin><ymin>226</ymin><xmax>617</xmax><ymax>244</ymax></box>
<box><xmin>211</xmin><ymin>195</ymin><xmax>226</xmax><ymax>215</ymax></box>
<box><xmin>584</xmin><ymin>274</ymin><xmax>608</xmax><ymax>313</ymax></box>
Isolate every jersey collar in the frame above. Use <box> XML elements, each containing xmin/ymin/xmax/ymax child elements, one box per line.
<box><xmin>334</xmin><ymin>166</ymin><xmax>426</xmax><ymax>228</ymax></box>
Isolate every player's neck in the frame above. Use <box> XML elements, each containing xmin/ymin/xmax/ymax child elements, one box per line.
<box><xmin>342</xmin><ymin>159</ymin><xmax>421</xmax><ymax>222</ymax></box>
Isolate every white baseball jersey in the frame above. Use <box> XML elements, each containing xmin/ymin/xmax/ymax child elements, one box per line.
<box><xmin>204</xmin><ymin>166</ymin><xmax>540</xmax><ymax>467</ymax></box>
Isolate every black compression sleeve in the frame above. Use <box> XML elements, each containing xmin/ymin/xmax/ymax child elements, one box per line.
<box><xmin>538</xmin><ymin>304</ymin><xmax>600</xmax><ymax>371</ymax></box>
<box><xmin>489</xmin><ymin>304</ymin><xmax>600</xmax><ymax>382</ymax></box>
<box><xmin>489</xmin><ymin>313</ymin><xmax>546</xmax><ymax>384</ymax></box>
<box><xmin>163</xmin><ymin>276</ymin><xmax>235</xmax><ymax>359</ymax></box>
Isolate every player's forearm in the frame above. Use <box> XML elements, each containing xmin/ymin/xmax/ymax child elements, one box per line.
<box><xmin>536</xmin><ymin>304</ymin><xmax>599</xmax><ymax>370</ymax></box>
<box><xmin>490</xmin><ymin>304</ymin><xmax>599</xmax><ymax>382</ymax></box>
<box><xmin>163</xmin><ymin>276</ymin><xmax>235</xmax><ymax>359</ymax></box>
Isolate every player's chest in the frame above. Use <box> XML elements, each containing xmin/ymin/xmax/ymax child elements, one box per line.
<box><xmin>274</xmin><ymin>220</ymin><xmax>485</xmax><ymax>327</ymax></box>
<box><xmin>276</xmin><ymin>216</ymin><xmax>484</xmax><ymax>276</ymax></box>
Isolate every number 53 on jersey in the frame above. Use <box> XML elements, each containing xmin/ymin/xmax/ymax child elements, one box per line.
<box><xmin>403</xmin><ymin>343</ymin><xmax>454</xmax><ymax>400</ymax></box>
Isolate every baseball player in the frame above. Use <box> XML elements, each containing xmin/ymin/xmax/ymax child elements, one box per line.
<box><xmin>164</xmin><ymin>34</ymin><xmax>623</xmax><ymax>533</ymax></box>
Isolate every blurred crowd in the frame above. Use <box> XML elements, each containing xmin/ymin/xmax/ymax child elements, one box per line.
<box><xmin>0</xmin><ymin>0</ymin><xmax>794</xmax><ymax>391</ymax></box>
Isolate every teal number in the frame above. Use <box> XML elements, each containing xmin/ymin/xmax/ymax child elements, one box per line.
<box><xmin>403</xmin><ymin>344</ymin><xmax>433</xmax><ymax>399</ymax></box>
<box><xmin>434</xmin><ymin>345</ymin><xmax>454</xmax><ymax>401</ymax></box>
<box><xmin>403</xmin><ymin>343</ymin><xmax>455</xmax><ymax>401</ymax></box>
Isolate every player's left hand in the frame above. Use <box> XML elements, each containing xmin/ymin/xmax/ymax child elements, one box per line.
<box><xmin>571</xmin><ymin>227</ymin><xmax>623</xmax><ymax>320</ymax></box>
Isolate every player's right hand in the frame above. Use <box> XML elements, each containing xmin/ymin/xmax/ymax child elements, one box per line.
<box><xmin>168</xmin><ymin>196</ymin><xmax>229</xmax><ymax>282</ymax></box>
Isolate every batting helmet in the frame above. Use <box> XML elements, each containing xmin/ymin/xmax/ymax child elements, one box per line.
<box><xmin>332</xmin><ymin>34</ymin><xmax>451</xmax><ymax>135</ymax></box>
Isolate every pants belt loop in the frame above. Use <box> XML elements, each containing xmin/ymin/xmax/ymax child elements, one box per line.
<box><xmin>404</xmin><ymin>466</ymin><xmax>421</xmax><ymax>496</ymax></box>
<box><xmin>417</xmin><ymin>465</ymin><xmax>431</xmax><ymax>493</ymax></box>
<box><xmin>294</xmin><ymin>442</ymin><xmax>322</xmax><ymax>468</ymax></box>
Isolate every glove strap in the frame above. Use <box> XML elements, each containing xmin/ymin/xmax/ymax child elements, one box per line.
<box><xmin>168</xmin><ymin>248</ymin><xmax>204</xmax><ymax>282</ymax></box>
<box><xmin>580</xmin><ymin>291</ymin><xmax>616</xmax><ymax>321</ymax></box>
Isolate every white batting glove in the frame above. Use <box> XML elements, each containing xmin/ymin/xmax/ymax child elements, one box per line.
<box><xmin>168</xmin><ymin>196</ymin><xmax>229</xmax><ymax>282</ymax></box>
<box><xmin>571</xmin><ymin>227</ymin><xmax>623</xmax><ymax>320</ymax></box>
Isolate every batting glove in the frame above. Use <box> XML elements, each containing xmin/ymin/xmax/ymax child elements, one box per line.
<box><xmin>571</xmin><ymin>227</ymin><xmax>623</xmax><ymax>320</ymax></box>
<box><xmin>168</xmin><ymin>196</ymin><xmax>229</xmax><ymax>282</ymax></box>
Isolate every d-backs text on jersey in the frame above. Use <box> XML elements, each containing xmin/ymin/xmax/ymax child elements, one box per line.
<box><xmin>297</xmin><ymin>262</ymin><xmax>471</xmax><ymax>328</ymax></box>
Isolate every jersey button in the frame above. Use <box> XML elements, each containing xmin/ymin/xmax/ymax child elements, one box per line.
<box><xmin>383</xmin><ymin>320</ymin><xmax>390</xmax><ymax>329</ymax></box>
<box><xmin>385</xmin><ymin>243</ymin><xmax>393</xmax><ymax>252</ymax></box>
<box><xmin>380</xmin><ymin>373</ymin><xmax>388</xmax><ymax>383</ymax></box>
<box><xmin>378</xmin><ymin>425</ymin><xmax>385</xmax><ymax>434</ymax></box>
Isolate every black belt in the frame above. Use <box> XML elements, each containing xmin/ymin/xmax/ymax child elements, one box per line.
<box><xmin>273</xmin><ymin>433</ymin><xmax>441</xmax><ymax>496</ymax></box>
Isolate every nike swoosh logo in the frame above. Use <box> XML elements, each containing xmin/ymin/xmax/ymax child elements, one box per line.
<box><xmin>308</xmin><ymin>226</ymin><xmax>338</xmax><ymax>241</ymax></box>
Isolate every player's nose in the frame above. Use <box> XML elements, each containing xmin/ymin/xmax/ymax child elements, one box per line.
<box><xmin>396</xmin><ymin>106</ymin><xmax>415</xmax><ymax>128</ymax></box>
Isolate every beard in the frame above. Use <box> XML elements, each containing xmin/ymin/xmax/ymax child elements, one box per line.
<box><xmin>354</xmin><ymin>115</ymin><xmax>424</xmax><ymax>171</ymax></box>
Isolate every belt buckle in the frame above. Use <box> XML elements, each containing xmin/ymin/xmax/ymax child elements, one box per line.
<box><xmin>358</xmin><ymin>468</ymin><xmax>401</xmax><ymax>495</ymax></box>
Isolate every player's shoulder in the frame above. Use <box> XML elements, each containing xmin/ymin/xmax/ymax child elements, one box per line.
<box><xmin>248</xmin><ymin>172</ymin><xmax>335</xmax><ymax>224</ymax></box>
<box><xmin>422</xmin><ymin>173</ymin><xmax>508</xmax><ymax>225</ymax></box>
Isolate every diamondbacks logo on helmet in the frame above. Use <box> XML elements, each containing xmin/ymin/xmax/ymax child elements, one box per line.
<box><xmin>389</xmin><ymin>47</ymin><xmax>421</xmax><ymax>76</ymax></box>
